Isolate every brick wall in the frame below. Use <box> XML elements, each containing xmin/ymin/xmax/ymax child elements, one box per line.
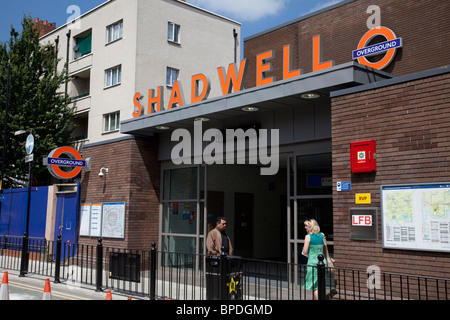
<box><xmin>33</xmin><ymin>18</ymin><xmax>56</xmax><ymax>37</ymax></box>
<box><xmin>79</xmin><ymin>137</ymin><xmax>160</xmax><ymax>250</ymax></box>
<box><xmin>242</xmin><ymin>0</ymin><xmax>450</xmax><ymax>277</ymax></box>
<box><xmin>243</xmin><ymin>0</ymin><xmax>450</xmax><ymax>89</ymax></box>
<box><xmin>331</xmin><ymin>71</ymin><xmax>450</xmax><ymax>278</ymax></box>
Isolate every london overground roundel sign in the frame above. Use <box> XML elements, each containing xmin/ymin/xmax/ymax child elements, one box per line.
<box><xmin>43</xmin><ymin>146</ymin><xmax>91</xmax><ymax>179</ymax></box>
<box><xmin>352</xmin><ymin>26</ymin><xmax>402</xmax><ymax>70</ymax></box>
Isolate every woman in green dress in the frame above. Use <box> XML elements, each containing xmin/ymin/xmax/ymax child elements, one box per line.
<box><xmin>302</xmin><ymin>219</ymin><xmax>328</xmax><ymax>300</ymax></box>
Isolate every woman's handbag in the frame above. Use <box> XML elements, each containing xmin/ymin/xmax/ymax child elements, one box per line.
<box><xmin>327</xmin><ymin>255</ymin><xmax>335</xmax><ymax>268</ymax></box>
<box><xmin>324</xmin><ymin>243</ymin><xmax>335</xmax><ymax>269</ymax></box>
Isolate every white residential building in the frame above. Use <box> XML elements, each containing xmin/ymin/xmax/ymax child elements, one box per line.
<box><xmin>39</xmin><ymin>0</ymin><xmax>241</xmax><ymax>147</ymax></box>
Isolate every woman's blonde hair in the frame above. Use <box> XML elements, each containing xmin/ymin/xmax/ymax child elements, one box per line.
<box><xmin>304</xmin><ymin>219</ymin><xmax>320</xmax><ymax>234</ymax></box>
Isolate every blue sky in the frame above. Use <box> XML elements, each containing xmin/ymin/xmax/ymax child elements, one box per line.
<box><xmin>0</xmin><ymin>0</ymin><xmax>343</xmax><ymax>43</ymax></box>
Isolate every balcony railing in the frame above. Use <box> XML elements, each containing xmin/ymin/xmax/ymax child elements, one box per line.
<box><xmin>69</xmin><ymin>53</ymin><xmax>92</xmax><ymax>75</ymax></box>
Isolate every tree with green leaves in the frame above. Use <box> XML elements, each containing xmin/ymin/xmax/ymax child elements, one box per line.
<box><xmin>0</xmin><ymin>16</ymin><xmax>75</xmax><ymax>189</ymax></box>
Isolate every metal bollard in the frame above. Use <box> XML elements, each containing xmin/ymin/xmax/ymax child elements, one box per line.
<box><xmin>19</xmin><ymin>232</ymin><xmax>29</xmax><ymax>277</ymax></box>
<box><xmin>219</xmin><ymin>246</ymin><xmax>227</xmax><ymax>300</ymax></box>
<box><xmin>317</xmin><ymin>254</ymin><xmax>326</xmax><ymax>300</ymax></box>
<box><xmin>54</xmin><ymin>235</ymin><xmax>62</xmax><ymax>283</ymax></box>
<box><xmin>95</xmin><ymin>238</ymin><xmax>103</xmax><ymax>292</ymax></box>
<box><xmin>150</xmin><ymin>242</ymin><xmax>157</xmax><ymax>300</ymax></box>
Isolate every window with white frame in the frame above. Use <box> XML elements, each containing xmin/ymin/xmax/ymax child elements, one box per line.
<box><xmin>105</xmin><ymin>65</ymin><xmax>122</xmax><ymax>88</ymax></box>
<box><xmin>103</xmin><ymin>111</ymin><xmax>120</xmax><ymax>133</ymax></box>
<box><xmin>107</xmin><ymin>20</ymin><xmax>123</xmax><ymax>43</ymax></box>
<box><xmin>168</xmin><ymin>22</ymin><xmax>180</xmax><ymax>43</ymax></box>
<box><xmin>166</xmin><ymin>67</ymin><xmax>179</xmax><ymax>87</ymax></box>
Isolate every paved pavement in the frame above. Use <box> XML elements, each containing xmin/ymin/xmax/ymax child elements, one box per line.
<box><xmin>0</xmin><ymin>269</ymin><xmax>145</xmax><ymax>300</ymax></box>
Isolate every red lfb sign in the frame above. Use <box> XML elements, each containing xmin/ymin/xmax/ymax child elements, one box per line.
<box><xmin>350</xmin><ymin>140</ymin><xmax>377</xmax><ymax>173</ymax></box>
<box><xmin>352</xmin><ymin>215</ymin><xmax>373</xmax><ymax>226</ymax></box>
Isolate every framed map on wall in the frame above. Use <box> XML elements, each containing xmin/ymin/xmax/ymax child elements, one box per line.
<box><xmin>101</xmin><ymin>202</ymin><xmax>126</xmax><ymax>239</ymax></box>
<box><xmin>381</xmin><ymin>183</ymin><xmax>450</xmax><ymax>253</ymax></box>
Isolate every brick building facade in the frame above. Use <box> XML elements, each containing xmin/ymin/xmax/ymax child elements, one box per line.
<box><xmin>331</xmin><ymin>69</ymin><xmax>450</xmax><ymax>277</ymax></box>
<box><xmin>240</xmin><ymin>0</ymin><xmax>450</xmax><ymax>278</ymax></box>
<box><xmin>80</xmin><ymin>137</ymin><xmax>160</xmax><ymax>250</ymax></box>
<box><xmin>73</xmin><ymin>0</ymin><xmax>450</xmax><ymax>279</ymax></box>
<box><xmin>244</xmin><ymin>0</ymin><xmax>449</xmax><ymax>85</ymax></box>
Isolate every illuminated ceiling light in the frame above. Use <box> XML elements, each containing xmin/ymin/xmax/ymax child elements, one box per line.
<box><xmin>242</xmin><ymin>106</ymin><xmax>259</xmax><ymax>112</ymax></box>
<box><xmin>194</xmin><ymin>117</ymin><xmax>210</xmax><ymax>121</ymax></box>
<box><xmin>301</xmin><ymin>93</ymin><xmax>320</xmax><ymax>99</ymax></box>
<box><xmin>155</xmin><ymin>125</ymin><xmax>170</xmax><ymax>130</ymax></box>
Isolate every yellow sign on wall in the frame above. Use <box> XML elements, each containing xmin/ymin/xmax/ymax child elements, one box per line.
<box><xmin>355</xmin><ymin>193</ymin><xmax>371</xmax><ymax>204</ymax></box>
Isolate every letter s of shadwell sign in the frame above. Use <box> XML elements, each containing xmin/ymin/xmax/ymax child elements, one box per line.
<box><xmin>43</xmin><ymin>146</ymin><xmax>91</xmax><ymax>179</ymax></box>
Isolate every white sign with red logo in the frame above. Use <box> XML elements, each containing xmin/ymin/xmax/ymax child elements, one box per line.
<box><xmin>352</xmin><ymin>215</ymin><xmax>373</xmax><ymax>226</ymax></box>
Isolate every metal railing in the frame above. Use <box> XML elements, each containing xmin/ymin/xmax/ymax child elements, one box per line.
<box><xmin>0</xmin><ymin>235</ymin><xmax>449</xmax><ymax>300</ymax></box>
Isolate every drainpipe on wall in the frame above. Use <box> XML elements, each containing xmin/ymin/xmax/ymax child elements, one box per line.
<box><xmin>233</xmin><ymin>29</ymin><xmax>238</xmax><ymax>63</ymax></box>
<box><xmin>65</xmin><ymin>30</ymin><xmax>71</xmax><ymax>99</ymax></box>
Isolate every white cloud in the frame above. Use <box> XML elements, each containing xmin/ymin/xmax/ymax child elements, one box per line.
<box><xmin>188</xmin><ymin>0</ymin><xmax>289</xmax><ymax>22</ymax></box>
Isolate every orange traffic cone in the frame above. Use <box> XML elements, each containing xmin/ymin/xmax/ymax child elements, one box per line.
<box><xmin>42</xmin><ymin>278</ymin><xmax>52</xmax><ymax>300</ymax></box>
<box><xmin>0</xmin><ymin>271</ymin><xmax>9</xmax><ymax>300</ymax></box>
<box><xmin>106</xmin><ymin>289</ymin><xmax>112</xmax><ymax>300</ymax></box>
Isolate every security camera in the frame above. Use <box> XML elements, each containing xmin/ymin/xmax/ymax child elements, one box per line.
<box><xmin>99</xmin><ymin>167</ymin><xmax>109</xmax><ymax>177</ymax></box>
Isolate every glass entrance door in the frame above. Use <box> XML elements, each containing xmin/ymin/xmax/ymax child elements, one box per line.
<box><xmin>287</xmin><ymin>153</ymin><xmax>333</xmax><ymax>265</ymax></box>
<box><xmin>160</xmin><ymin>165</ymin><xmax>206</xmax><ymax>258</ymax></box>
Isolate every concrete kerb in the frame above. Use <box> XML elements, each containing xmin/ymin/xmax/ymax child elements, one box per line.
<box><xmin>0</xmin><ymin>269</ymin><xmax>141</xmax><ymax>300</ymax></box>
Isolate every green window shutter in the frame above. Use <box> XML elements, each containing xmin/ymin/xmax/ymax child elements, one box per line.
<box><xmin>76</xmin><ymin>34</ymin><xmax>92</xmax><ymax>56</ymax></box>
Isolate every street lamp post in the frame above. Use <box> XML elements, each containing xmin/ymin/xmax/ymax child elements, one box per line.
<box><xmin>1</xmin><ymin>63</ymin><xmax>11</xmax><ymax>191</ymax></box>
<box><xmin>16</xmin><ymin>130</ymin><xmax>34</xmax><ymax>277</ymax></box>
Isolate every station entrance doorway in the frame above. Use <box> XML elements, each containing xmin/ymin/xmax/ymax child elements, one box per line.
<box><xmin>287</xmin><ymin>153</ymin><xmax>333</xmax><ymax>265</ymax></box>
<box><xmin>160</xmin><ymin>162</ymin><xmax>287</xmax><ymax>260</ymax></box>
<box><xmin>160</xmin><ymin>151</ymin><xmax>332</xmax><ymax>263</ymax></box>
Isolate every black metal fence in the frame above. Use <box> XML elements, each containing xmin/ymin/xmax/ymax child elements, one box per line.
<box><xmin>1</xmin><ymin>235</ymin><xmax>449</xmax><ymax>300</ymax></box>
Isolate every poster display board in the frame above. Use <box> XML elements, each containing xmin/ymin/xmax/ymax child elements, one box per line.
<box><xmin>79</xmin><ymin>203</ymin><xmax>91</xmax><ymax>236</ymax></box>
<box><xmin>90</xmin><ymin>203</ymin><xmax>103</xmax><ymax>237</ymax></box>
<box><xmin>381</xmin><ymin>183</ymin><xmax>450</xmax><ymax>252</ymax></box>
<box><xmin>80</xmin><ymin>202</ymin><xmax>126</xmax><ymax>239</ymax></box>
